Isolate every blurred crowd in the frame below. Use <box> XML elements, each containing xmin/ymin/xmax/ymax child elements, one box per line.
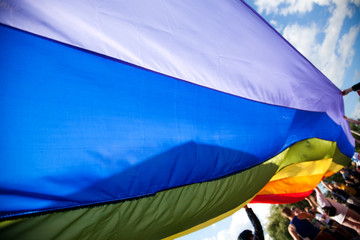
<box><xmin>282</xmin><ymin>166</ymin><xmax>360</xmax><ymax>239</ymax></box>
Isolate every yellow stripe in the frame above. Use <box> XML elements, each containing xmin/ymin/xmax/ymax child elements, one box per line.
<box><xmin>271</xmin><ymin>158</ymin><xmax>332</xmax><ymax>181</ymax></box>
<box><xmin>257</xmin><ymin>158</ymin><xmax>332</xmax><ymax>196</ymax></box>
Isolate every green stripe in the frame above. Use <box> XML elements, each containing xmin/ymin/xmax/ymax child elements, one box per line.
<box><xmin>0</xmin><ymin>138</ymin><xmax>350</xmax><ymax>240</ymax></box>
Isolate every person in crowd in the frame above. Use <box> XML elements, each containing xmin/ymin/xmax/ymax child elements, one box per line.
<box><xmin>340</xmin><ymin>167</ymin><xmax>360</xmax><ymax>190</ymax></box>
<box><xmin>315</xmin><ymin>187</ymin><xmax>360</xmax><ymax>235</ymax></box>
<box><xmin>281</xmin><ymin>206</ymin><xmax>336</xmax><ymax>240</ymax></box>
<box><xmin>321</xmin><ymin>180</ymin><xmax>360</xmax><ymax>207</ymax></box>
<box><xmin>305</xmin><ymin>190</ymin><xmax>357</xmax><ymax>239</ymax></box>
<box><xmin>304</xmin><ymin>206</ymin><xmax>313</xmax><ymax>214</ymax></box>
<box><xmin>238</xmin><ymin>205</ymin><xmax>264</xmax><ymax>240</ymax></box>
<box><xmin>293</xmin><ymin>206</ymin><xmax>331</xmax><ymax>233</ymax></box>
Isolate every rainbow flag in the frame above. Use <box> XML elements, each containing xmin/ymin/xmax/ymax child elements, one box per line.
<box><xmin>0</xmin><ymin>0</ymin><xmax>353</xmax><ymax>239</ymax></box>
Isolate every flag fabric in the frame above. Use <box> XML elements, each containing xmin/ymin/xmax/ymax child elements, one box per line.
<box><xmin>0</xmin><ymin>0</ymin><xmax>354</xmax><ymax>239</ymax></box>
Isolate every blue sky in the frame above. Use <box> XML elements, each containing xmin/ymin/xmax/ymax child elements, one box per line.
<box><xmin>177</xmin><ymin>0</ymin><xmax>360</xmax><ymax>239</ymax></box>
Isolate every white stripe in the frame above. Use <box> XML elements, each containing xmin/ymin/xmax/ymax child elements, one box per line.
<box><xmin>0</xmin><ymin>0</ymin><xmax>353</xmax><ymax>145</ymax></box>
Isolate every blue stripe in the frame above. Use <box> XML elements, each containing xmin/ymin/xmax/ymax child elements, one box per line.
<box><xmin>0</xmin><ymin>25</ymin><xmax>353</xmax><ymax>218</ymax></box>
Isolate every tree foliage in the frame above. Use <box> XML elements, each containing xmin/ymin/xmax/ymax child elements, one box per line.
<box><xmin>349</xmin><ymin>120</ymin><xmax>360</xmax><ymax>152</ymax></box>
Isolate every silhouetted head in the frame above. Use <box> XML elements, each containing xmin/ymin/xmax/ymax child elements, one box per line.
<box><xmin>238</xmin><ymin>229</ymin><xmax>253</xmax><ymax>240</ymax></box>
<box><xmin>281</xmin><ymin>207</ymin><xmax>293</xmax><ymax>218</ymax></box>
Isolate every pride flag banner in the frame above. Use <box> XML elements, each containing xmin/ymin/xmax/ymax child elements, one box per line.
<box><xmin>0</xmin><ymin>0</ymin><xmax>353</xmax><ymax>239</ymax></box>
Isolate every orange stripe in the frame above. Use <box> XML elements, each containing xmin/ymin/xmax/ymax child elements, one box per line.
<box><xmin>256</xmin><ymin>174</ymin><xmax>323</xmax><ymax>195</ymax></box>
<box><xmin>254</xmin><ymin>159</ymin><xmax>332</xmax><ymax>203</ymax></box>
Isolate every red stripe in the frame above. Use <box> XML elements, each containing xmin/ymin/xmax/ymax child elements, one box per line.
<box><xmin>250</xmin><ymin>190</ymin><xmax>313</xmax><ymax>204</ymax></box>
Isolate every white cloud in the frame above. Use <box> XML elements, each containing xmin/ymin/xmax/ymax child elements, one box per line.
<box><xmin>269</xmin><ymin>19</ymin><xmax>284</xmax><ymax>33</ymax></box>
<box><xmin>280</xmin><ymin>0</ymin><xmax>315</xmax><ymax>15</ymax></box>
<box><xmin>278</xmin><ymin>0</ymin><xmax>360</xmax><ymax>87</ymax></box>
<box><xmin>350</xmin><ymin>0</ymin><xmax>360</xmax><ymax>6</ymax></box>
<box><xmin>202</xmin><ymin>237</ymin><xmax>216</xmax><ymax>240</ymax></box>
<box><xmin>314</xmin><ymin>0</ymin><xmax>359</xmax><ymax>87</ymax></box>
<box><xmin>217</xmin><ymin>229</ymin><xmax>232</xmax><ymax>240</ymax></box>
<box><xmin>269</xmin><ymin>19</ymin><xmax>278</xmax><ymax>27</ymax></box>
<box><xmin>254</xmin><ymin>0</ymin><xmax>283</xmax><ymax>15</ymax></box>
<box><xmin>253</xmin><ymin>0</ymin><xmax>360</xmax><ymax>85</ymax></box>
<box><xmin>229</xmin><ymin>209</ymin><xmax>253</xmax><ymax>238</ymax></box>
<box><xmin>322</xmin><ymin>25</ymin><xmax>360</xmax><ymax>86</ymax></box>
<box><xmin>265</xmin><ymin>232</ymin><xmax>272</xmax><ymax>240</ymax></box>
<box><xmin>282</xmin><ymin>23</ymin><xmax>319</xmax><ymax>59</ymax></box>
<box><xmin>254</xmin><ymin>0</ymin><xmax>332</xmax><ymax>16</ymax></box>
